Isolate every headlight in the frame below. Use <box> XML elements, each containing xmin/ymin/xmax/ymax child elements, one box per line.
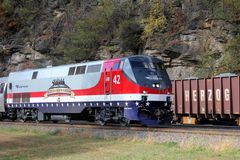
<box><xmin>152</xmin><ymin>84</ymin><xmax>156</xmax><ymax>88</ymax></box>
<box><xmin>156</xmin><ymin>84</ymin><xmax>160</xmax><ymax>88</ymax></box>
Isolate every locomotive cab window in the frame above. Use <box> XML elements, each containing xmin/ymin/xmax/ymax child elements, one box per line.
<box><xmin>32</xmin><ymin>71</ymin><xmax>38</xmax><ymax>79</ymax></box>
<box><xmin>87</xmin><ymin>64</ymin><xmax>101</xmax><ymax>73</ymax></box>
<box><xmin>9</xmin><ymin>83</ymin><xmax>12</xmax><ymax>90</ymax></box>
<box><xmin>75</xmin><ymin>65</ymin><xmax>86</xmax><ymax>75</ymax></box>
<box><xmin>68</xmin><ymin>67</ymin><xmax>76</xmax><ymax>75</ymax></box>
<box><xmin>113</xmin><ymin>62</ymin><xmax>120</xmax><ymax>70</ymax></box>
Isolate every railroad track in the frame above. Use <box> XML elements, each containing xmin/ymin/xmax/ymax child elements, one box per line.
<box><xmin>0</xmin><ymin>121</ymin><xmax>239</xmax><ymax>137</ymax></box>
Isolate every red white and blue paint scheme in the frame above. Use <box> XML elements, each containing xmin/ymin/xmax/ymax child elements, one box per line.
<box><xmin>0</xmin><ymin>55</ymin><xmax>172</xmax><ymax>126</ymax></box>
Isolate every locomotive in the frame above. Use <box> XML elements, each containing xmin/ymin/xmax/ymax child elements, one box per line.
<box><xmin>0</xmin><ymin>55</ymin><xmax>172</xmax><ymax>126</ymax></box>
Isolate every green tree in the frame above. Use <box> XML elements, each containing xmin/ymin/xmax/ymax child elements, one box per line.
<box><xmin>118</xmin><ymin>19</ymin><xmax>143</xmax><ymax>53</ymax></box>
<box><xmin>57</xmin><ymin>14</ymin><xmax>108</xmax><ymax>63</ymax></box>
<box><xmin>196</xmin><ymin>52</ymin><xmax>220</xmax><ymax>77</ymax></box>
<box><xmin>57</xmin><ymin>0</ymin><xmax>134</xmax><ymax>63</ymax></box>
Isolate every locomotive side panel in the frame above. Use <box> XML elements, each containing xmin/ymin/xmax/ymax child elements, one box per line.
<box><xmin>6</xmin><ymin>62</ymin><xmax>103</xmax><ymax>114</ymax></box>
<box><xmin>0</xmin><ymin>83</ymin><xmax>7</xmax><ymax>112</ymax></box>
<box><xmin>0</xmin><ymin>77</ymin><xmax>8</xmax><ymax>113</ymax></box>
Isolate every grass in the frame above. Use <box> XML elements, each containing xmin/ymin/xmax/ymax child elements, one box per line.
<box><xmin>0</xmin><ymin>128</ymin><xmax>239</xmax><ymax>160</ymax></box>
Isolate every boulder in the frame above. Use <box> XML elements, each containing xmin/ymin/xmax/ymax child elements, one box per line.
<box><xmin>22</xmin><ymin>45</ymin><xmax>46</xmax><ymax>61</ymax></box>
<box><xmin>34</xmin><ymin>37</ymin><xmax>52</xmax><ymax>54</ymax></box>
<box><xmin>167</xmin><ymin>66</ymin><xmax>197</xmax><ymax>80</ymax></box>
<box><xmin>10</xmin><ymin>52</ymin><xmax>26</xmax><ymax>65</ymax></box>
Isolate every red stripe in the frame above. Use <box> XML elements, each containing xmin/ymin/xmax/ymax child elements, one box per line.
<box><xmin>6</xmin><ymin>70</ymin><xmax>171</xmax><ymax>99</ymax></box>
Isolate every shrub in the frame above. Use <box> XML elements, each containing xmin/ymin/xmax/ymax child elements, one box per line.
<box><xmin>197</xmin><ymin>36</ymin><xmax>240</xmax><ymax>77</ymax></box>
<box><xmin>1</xmin><ymin>0</ymin><xmax>15</xmax><ymax>13</ymax></box>
<box><xmin>142</xmin><ymin>0</ymin><xmax>167</xmax><ymax>39</ymax></box>
<box><xmin>118</xmin><ymin>19</ymin><xmax>143</xmax><ymax>53</ymax></box>
<box><xmin>57</xmin><ymin>15</ymin><xmax>106</xmax><ymax>63</ymax></box>
<box><xmin>57</xmin><ymin>0</ymin><xmax>136</xmax><ymax>63</ymax></box>
<box><xmin>218</xmin><ymin>36</ymin><xmax>240</xmax><ymax>73</ymax></box>
<box><xmin>200</xmin><ymin>0</ymin><xmax>240</xmax><ymax>21</ymax></box>
<box><xmin>196</xmin><ymin>51</ymin><xmax>221</xmax><ymax>77</ymax></box>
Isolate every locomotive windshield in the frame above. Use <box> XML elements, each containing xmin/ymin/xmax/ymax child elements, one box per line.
<box><xmin>123</xmin><ymin>56</ymin><xmax>171</xmax><ymax>89</ymax></box>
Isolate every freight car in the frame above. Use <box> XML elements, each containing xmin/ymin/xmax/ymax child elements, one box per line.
<box><xmin>172</xmin><ymin>75</ymin><xmax>240</xmax><ymax>126</ymax></box>
<box><xmin>0</xmin><ymin>55</ymin><xmax>172</xmax><ymax>126</ymax></box>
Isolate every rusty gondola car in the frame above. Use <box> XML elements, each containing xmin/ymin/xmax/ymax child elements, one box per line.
<box><xmin>172</xmin><ymin>75</ymin><xmax>240</xmax><ymax>125</ymax></box>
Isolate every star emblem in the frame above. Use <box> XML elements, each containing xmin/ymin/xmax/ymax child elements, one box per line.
<box><xmin>146</xmin><ymin>102</ymin><xmax>150</xmax><ymax>106</ymax></box>
<box><xmin>135</xmin><ymin>102</ymin><xmax>139</xmax><ymax>106</ymax></box>
<box><xmin>125</xmin><ymin>102</ymin><xmax>128</xmax><ymax>106</ymax></box>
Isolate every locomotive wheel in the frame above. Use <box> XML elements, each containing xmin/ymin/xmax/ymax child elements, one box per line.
<box><xmin>119</xmin><ymin>117</ymin><xmax>130</xmax><ymax>127</ymax></box>
<box><xmin>0</xmin><ymin>113</ymin><xmax>3</xmax><ymax>121</ymax></box>
<box><xmin>20</xmin><ymin>118</ymin><xmax>26</xmax><ymax>123</ymax></box>
<box><xmin>97</xmin><ymin>119</ymin><xmax>106</xmax><ymax>126</ymax></box>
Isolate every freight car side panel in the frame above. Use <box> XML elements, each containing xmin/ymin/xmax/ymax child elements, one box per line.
<box><xmin>183</xmin><ymin>80</ymin><xmax>190</xmax><ymax>114</ymax></box>
<box><xmin>190</xmin><ymin>80</ymin><xmax>198</xmax><ymax>114</ymax></box>
<box><xmin>206</xmin><ymin>79</ymin><xmax>214</xmax><ymax>115</ymax></box>
<box><xmin>222</xmin><ymin>77</ymin><xmax>231</xmax><ymax>114</ymax></box>
<box><xmin>213</xmin><ymin>78</ymin><xmax>221</xmax><ymax>114</ymax></box>
<box><xmin>232</xmin><ymin>77</ymin><xmax>240</xmax><ymax>114</ymax></box>
<box><xmin>198</xmin><ymin>79</ymin><xmax>206</xmax><ymax>114</ymax></box>
<box><xmin>175</xmin><ymin>80</ymin><xmax>183</xmax><ymax>114</ymax></box>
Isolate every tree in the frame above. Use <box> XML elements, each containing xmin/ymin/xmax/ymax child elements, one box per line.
<box><xmin>142</xmin><ymin>0</ymin><xmax>166</xmax><ymax>39</ymax></box>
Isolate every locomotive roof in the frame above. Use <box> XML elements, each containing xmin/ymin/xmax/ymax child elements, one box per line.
<box><xmin>8</xmin><ymin>59</ymin><xmax>104</xmax><ymax>82</ymax></box>
<box><xmin>7</xmin><ymin>55</ymin><xmax>161</xmax><ymax>82</ymax></box>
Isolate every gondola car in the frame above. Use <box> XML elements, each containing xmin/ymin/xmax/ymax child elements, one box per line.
<box><xmin>172</xmin><ymin>74</ymin><xmax>240</xmax><ymax>126</ymax></box>
<box><xmin>0</xmin><ymin>55</ymin><xmax>172</xmax><ymax>126</ymax></box>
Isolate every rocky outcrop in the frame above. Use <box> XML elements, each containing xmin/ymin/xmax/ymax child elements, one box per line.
<box><xmin>142</xmin><ymin>1</ymin><xmax>238</xmax><ymax>79</ymax></box>
<box><xmin>0</xmin><ymin>44</ymin><xmax>52</xmax><ymax>75</ymax></box>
